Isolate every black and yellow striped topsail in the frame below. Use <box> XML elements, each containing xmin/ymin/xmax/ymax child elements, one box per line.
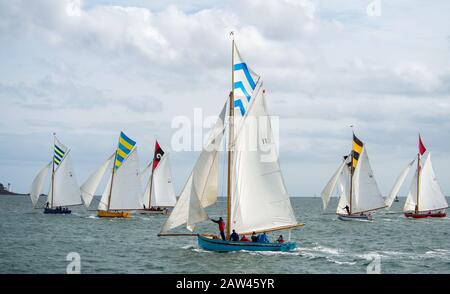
<box><xmin>352</xmin><ymin>134</ymin><xmax>364</xmax><ymax>169</ymax></box>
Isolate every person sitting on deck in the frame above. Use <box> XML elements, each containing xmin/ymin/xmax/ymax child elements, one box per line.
<box><xmin>277</xmin><ymin>235</ymin><xmax>284</xmax><ymax>243</ymax></box>
<box><xmin>251</xmin><ymin>232</ymin><xmax>258</xmax><ymax>242</ymax></box>
<box><xmin>257</xmin><ymin>232</ymin><xmax>270</xmax><ymax>243</ymax></box>
<box><xmin>211</xmin><ymin>217</ymin><xmax>226</xmax><ymax>240</ymax></box>
<box><xmin>230</xmin><ymin>230</ymin><xmax>239</xmax><ymax>242</ymax></box>
<box><xmin>240</xmin><ymin>235</ymin><xmax>250</xmax><ymax>242</ymax></box>
<box><xmin>343</xmin><ymin>205</ymin><xmax>350</xmax><ymax>215</ymax></box>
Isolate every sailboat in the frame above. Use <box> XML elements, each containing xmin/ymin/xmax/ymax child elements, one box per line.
<box><xmin>158</xmin><ymin>35</ymin><xmax>303</xmax><ymax>252</ymax></box>
<box><xmin>29</xmin><ymin>134</ymin><xmax>83</xmax><ymax>214</ymax></box>
<box><xmin>321</xmin><ymin>133</ymin><xmax>386</xmax><ymax>221</ymax></box>
<box><xmin>388</xmin><ymin>135</ymin><xmax>448</xmax><ymax>218</ymax></box>
<box><xmin>139</xmin><ymin>140</ymin><xmax>177</xmax><ymax>215</ymax></box>
<box><xmin>80</xmin><ymin>132</ymin><xmax>143</xmax><ymax>218</ymax></box>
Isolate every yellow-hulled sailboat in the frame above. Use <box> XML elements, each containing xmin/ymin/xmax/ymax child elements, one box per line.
<box><xmin>80</xmin><ymin>132</ymin><xmax>143</xmax><ymax>218</ymax></box>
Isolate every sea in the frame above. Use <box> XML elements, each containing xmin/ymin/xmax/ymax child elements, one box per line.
<box><xmin>0</xmin><ymin>195</ymin><xmax>449</xmax><ymax>274</ymax></box>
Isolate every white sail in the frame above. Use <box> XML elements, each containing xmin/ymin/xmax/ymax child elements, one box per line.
<box><xmin>49</xmin><ymin>152</ymin><xmax>83</xmax><ymax>207</ymax></box>
<box><xmin>80</xmin><ymin>153</ymin><xmax>114</xmax><ymax>207</ymax></box>
<box><xmin>385</xmin><ymin>159</ymin><xmax>415</xmax><ymax>209</ymax></box>
<box><xmin>98</xmin><ymin>173</ymin><xmax>112</xmax><ymax>211</ymax></box>
<box><xmin>230</xmin><ymin>89</ymin><xmax>298</xmax><ymax>234</ymax></box>
<box><xmin>321</xmin><ymin>160</ymin><xmax>346</xmax><ymax>211</ymax></box>
<box><xmin>29</xmin><ymin>162</ymin><xmax>51</xmax><ymax>207</ymax></box>
<box><xmin>403</xmin><ymin>171</ymin><xmax>417</xmax><ymax>212</ymax></box>
<box><xmin>351</xmin><ymin>146</ymin><xmax>386</xmax><ymax>213</ymax></box>
<box><xmin>336</xmin><ymin>165</ymin><xmax>351</xmax><ymax>214</ymax></box>
<box><xmin>416</xmin><ymin>153</ymin><xmax>448</xmax><ymax>211</ymax></box>
<box><xmin>140</xmin><ymin>163</ymin><xmax>152</xmax><ymax>190</ymax></box>
<box><xmin>108</xmin><ymin>147</ymin><xmax>143</xmax><ymax>210</ymax></box>
<box><xmin>161</xmin><ymin>103</ymin><xmax>226</xmax><ymax>233</ymax></box>
<box><xmin>150</xmin><ymin>154</ymin><xmax>177</xmax><ymax>207</ymax></box>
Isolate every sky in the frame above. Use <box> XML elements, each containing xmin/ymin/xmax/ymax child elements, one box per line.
<box><xmin>0</xmin><ymin>0</ymin><xmax>450</xmax><ymax>197</ymax></box>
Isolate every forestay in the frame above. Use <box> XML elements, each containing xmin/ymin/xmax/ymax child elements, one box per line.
<box><xmin>29</xmin><ymin>162</ymin><xmax>51</xmax><ymax>207</ymax></box>
<box><xmin>321</xmin><ymin>160</ymin><xmax>346</xmax><ymax>210</ymax></box>
<box><xmin>385</xmin><ymin>159</ymin><xmax>415</xmax><ymax>209</ymax></box>
<box><xmin>160</xmin><ymin>103</ymin><xmax>226</xmax><ymax>233</ymax></box>
<box><xmin>80</xmin><ymin>153</ymin><xmax>114</xmax><ymax>207</ymax></box>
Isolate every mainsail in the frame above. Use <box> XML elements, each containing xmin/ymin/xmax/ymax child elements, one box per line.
<box><xmin>29</xmin><ymin>162</ymin><xmax>51</xmax><ymax>207</ymax></box>
<box><xmin>230</xmin><ymin>89</ymin><xmax>298</xmax><ymax>234</ymax></box>
<box><xmin>351</xmin><ymin>146</ymin><xmax>386</xmax><ymax>213</ymax></box>
<box><xmin>142</xmin><ymin>154</ymin><xmax>177</xmax><ymax>207</ymax></box>
<box><xmin>403</xmin><ymin>153</ymin><xmax>448</xmax><ymax>212</ymax></box>
<box><xmin>80</xmin><ymin>153</ymin><xmax>114</xmax><ymax>207</ymax></box>
<box><xmin>98</xmin><ymin>147</ymin><xmax>143</xmax><ymax>211</ymax></box>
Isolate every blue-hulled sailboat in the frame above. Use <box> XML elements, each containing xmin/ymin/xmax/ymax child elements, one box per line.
<box><xmin>158</xmin><ymin>34</ymin><xmax>303</xmax><ymax>252</ymax></box>
<box><xmin>29</xmin><ymin>134</ymin><xmax>83</xmax><ymax>214</ymax></box>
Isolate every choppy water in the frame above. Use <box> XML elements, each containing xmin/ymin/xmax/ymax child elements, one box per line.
<box><xmin>0</xmin><ymin>195</ymin><xmax>449</xmax><ymax>274</ymax></box>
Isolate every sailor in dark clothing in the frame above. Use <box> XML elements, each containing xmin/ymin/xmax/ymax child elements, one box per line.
<box><xmin>251</xmin><ymin>231</ymin><xmax>258</xmax><ymax>242</ymax></box>
<box><xmin>230</xmin><ymin>230</ymin><xmax>239</xmax><ymax>242</ymax></box>
<box><xmin>211</xmin><ymin>217</ymin><xmax>226</xmax><ymax>240</ymax></box>
<box><xmin>344</xmin><ymin>205</ymin><xmax>350</xmax><ymax>215</ymax></box>
<box><xmin>45</xmin><ymin>202</ymin><xmax>49</xmax><ymax>208</ymax></box>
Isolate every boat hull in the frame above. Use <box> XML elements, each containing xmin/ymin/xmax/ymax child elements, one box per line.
<box><xmin>139</xmin><ymin>209</ymin><xmax>169</xmax><ymax>215</ymax></box>
<box><xmin>337</xmin><ymin>213</ymin><xmax>372</xmax><ymax>221</ymax></box>
<box><xmin>97</xmin><ymin>210</ymin><xmax>130</xmax><ymax>218</ymax></box>
<box><xmin>44</xmin><ymin>208</ymin><xmax>71</xmax><ymax>214</ymax></box>
<box><xmin>197</xmin><ymin>235</ymin><xmax>296</xmax><ymax>252</ymax></box>
<box><xmin>404</xmin><ymin>211</ymin><xmax>447</xmax><ymax>219</ymax></box>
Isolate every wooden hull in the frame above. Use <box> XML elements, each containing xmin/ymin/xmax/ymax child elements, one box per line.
<box><xmin>44</xmin><ymin>208</ymin><xmax>71</xmax><ymax>214</ymax></box>
<box><xmin>337</xmin><ymin>213</ymin><xmax>372</xmax><ymax>221</ymax></box>
<box><xmin>404</xmin><ymin>211</ymin><xmax>446</xmax><ymax>219</ymax></box>
<box><xmin>97</xmin><ymin>210</ymin><xmax>130</xmax><ymax>218</ymax></box>
<box><xmin>197</xmin><ymin>235</ymin><xmax>296</xmax><ymax>252</ymax></box>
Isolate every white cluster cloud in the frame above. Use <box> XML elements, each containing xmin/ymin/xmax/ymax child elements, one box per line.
<box><xmin>0</xmin><ymin>0</ymin><xmax>449</xmax><ymax>196</ymax></box>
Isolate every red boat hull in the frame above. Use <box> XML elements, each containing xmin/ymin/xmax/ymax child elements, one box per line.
<box><xmin>404</xmin><ymin>211</ymin><xmax>447</xmax><ymax>218</ymax></box>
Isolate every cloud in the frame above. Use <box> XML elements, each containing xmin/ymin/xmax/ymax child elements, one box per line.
<box><xmin>0</xmin><ymin>0</ymin><xmax>450</xmax><ymax>196</ymax></box>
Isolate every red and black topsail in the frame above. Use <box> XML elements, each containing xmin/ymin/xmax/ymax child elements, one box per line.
<box><xmin>153</xmin><ymin>141</ymin><xmax>164</xmax><ymax>171</ymax></box>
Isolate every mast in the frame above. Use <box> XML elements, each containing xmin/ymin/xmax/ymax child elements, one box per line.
<box><xmin>349</xmin><ymin>133</ymin><xmax>353</xmax><ymax>214</ymax></box>
<box><xmin>226</xmin><ymin>32</ymin><xmax>235</xmax><ymax>239</ymax></box>
<box><xmin>148</xmin><ymin>143</ymin><xmax>155</xmax><ymax>209</ymax></box>
<box><xmin>51</xmin><ymin>133</ymin><xmax>56</xmax><ymax>209</ymax></box>
<box><xmin>107</xmin><ymin>150</ymin><xmax>117</xmax><ymax>211</ymax></box>
<box><xmin>415</xmin><ymin>153</ymin><xmax>420</xmax><ymax>213</ymax></box>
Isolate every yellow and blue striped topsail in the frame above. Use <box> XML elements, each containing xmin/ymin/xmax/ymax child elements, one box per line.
<box><xmin>114</xmin><ymin>132</ymin><xmax>136</xmax><ymax>171</ymax></box>
<box><xmin>54</xmin><ymin>138</ymin><xmax>68</xmax><ymax>167</ymax></box>
<box><xmin>233</xmin><ymin>44</ymin><xmax>260</xmax><ymax>117</ymax></box>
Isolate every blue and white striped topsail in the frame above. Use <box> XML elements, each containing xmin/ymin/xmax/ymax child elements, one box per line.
<box><xmin>233</xmin><ymin>44</ymin><xmax>260</xmax><ymax>117</ymax></box>
<box><xmin>54</xmin><ymin>137</ymin><xmax>68</xmax><ymax>167</ymax></box>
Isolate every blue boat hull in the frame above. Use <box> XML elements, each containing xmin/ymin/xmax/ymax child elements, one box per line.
<box><xmin>197</xmin><ymin>235</ymin><xmax>296</xmax><ymax>252</ymax></box>
<box><xmin>44</xmin><ymin>208</ymin><xmax>71</xmax><ymax>214</ymax></box>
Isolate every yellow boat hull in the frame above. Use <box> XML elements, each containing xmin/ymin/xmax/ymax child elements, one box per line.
<box><xmin>97</xmin><ymin>210</ymin><xmax>130</xmax><ymax>218</ymax></box>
